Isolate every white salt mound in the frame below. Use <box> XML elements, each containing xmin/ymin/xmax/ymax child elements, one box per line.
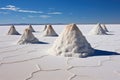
<box><xmin>7</xmin><ymin>25</ymin><xmax>20</xmax><ymax>35</ymax></box>
<box><xmin>101</xmin><ymin>24</ymin><xmax>109</xmax><ymax>32</ymax></box>
<box><xmin>43</xmin><ymin>25</ymin><xmax>47</xmax><ymax>31</ymax></box>
<box><xmin>17</xmin><ymin>28</ymin><xmax>39</xmax><ymax>44</ymax></box>
<box><xmin>89</xmin><ymin>23</ymin><xmax>107</xmax><ymax>35</ymax></box>
<box><xmin>42</xmin><ymin>25</ymin><xmax>58</xmax><ymax>36</ymax></box>
<box><xmin>28</xmin><ymin>25</ymin><xmax>35</xmax><ymax>32</ymax></box>
<box><xmin>49</xmin><ymin>24</ymin><xmax>94</xmax><ymax>58</ymax></box>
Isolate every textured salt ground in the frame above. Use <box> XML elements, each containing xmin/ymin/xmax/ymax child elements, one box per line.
<box><xmin>0</xmin><ymin>24</ymin><xmax>120</xmax><ymax>80</ymax></box>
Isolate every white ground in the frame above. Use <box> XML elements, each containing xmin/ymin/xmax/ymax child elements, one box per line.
<box><xmin>0</xmin><ymin>24</ymin><xmax>120</xmax><ymax>80</ymax></box>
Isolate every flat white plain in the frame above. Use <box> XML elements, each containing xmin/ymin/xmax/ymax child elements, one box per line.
<box><xmin>0</xmin><ymin>24</ymin><xmax>120</xmax><ymax>80</ymax></box>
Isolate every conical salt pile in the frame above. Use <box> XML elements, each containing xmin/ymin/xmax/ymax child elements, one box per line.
<box><xmin>43</xmin><ymin>25</ymin><xmax>47</xmax><ymax>31</ymax></box>
<box><xmin>49</xmin><ymin>24</ymin><xmax>94</xmax><ymax>58</ymax></box>
<box><xmin>7</xmin><ymin>25</ymin><xmax>20</xmax><ymax>35</ymax></box>
<box><xmin>101</xmin><ymin>24</ymin><xmax>109</xmax><ymax>32</ymax></box>
<box><xmin>42</xmin><ymin>25</ymin><xmax>58</xmax><ymax>36</ymax></box>
<box><xmin>89</xmin><ymin>23</ymin><xmax>107</xmax><ymax>35</ymax></box>
<box><xmin>17</xmin><ymin>28</ymin><xmax>39</xmax><ymax>44</ymax></box>
<box><xmin>28</xmin><ymin>25</ymin><xmax>35</xmax><ymax>32</ymax></box>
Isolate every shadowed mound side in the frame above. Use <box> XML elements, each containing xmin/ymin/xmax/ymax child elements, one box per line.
<box><xmin>101</xmin><ymin>24</ymin><xmax>109</xmax><ymax>32</ymax></box>
<box><xmin>28</xmin><ymin>25</ymin><xmax>35</xmax><ymax>32</ymax></box>
<box><xmin>7</xmin><ymin>25</ymin><xmax>20</xmax><ymax>35</ymax></box>
<box><xmin>49</xmin><ymin>24</ymin><xmax>94</xmax><ymax>58</ymax></box>
<box><xmin>17</xmin><ymin>28</ymin><xmax>39</xmax><ymax>44</ymax></box>
<box><xmin>42</xmin><ymin>25</ymin><xmax>58</xmax><ymax>37</ymax></box>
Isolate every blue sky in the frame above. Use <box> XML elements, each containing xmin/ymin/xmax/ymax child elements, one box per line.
<box><xmin>0</xmin><ymin>0</ymin><xmax>120</xmax><ymax>24</ymax></box>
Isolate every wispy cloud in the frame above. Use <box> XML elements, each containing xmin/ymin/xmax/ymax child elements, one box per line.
<box><xmin>28</xmin><ymin>15</ymin><xmax>51</xmax><ymax>19</ymax></box>
<box><xmin>0</xmin><ymin>5</ymin><xmax>19</xmax><ymax>11</ymax></box>
<box><xmin>48</xmin><ymin>12</ymin><xmax>62</xmax><ymax>15</ymax></box>
<box><xmin>39</xmin><ymin>15</ymin><xmax>51</xmax><ymax>19</ymax></box>
<box><xmin>0</xmin><ymin>5</ymin><xmax>43</xmax><ymax>14</ymax></box>
<box><xmin>18</xmin><ymin>10</ymin><xmax>43</xmax><ymax>13</ymax></box>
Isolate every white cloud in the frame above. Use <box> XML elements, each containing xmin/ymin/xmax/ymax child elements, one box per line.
<box><xmin>39</xmin><ymin>15</ymin><xmax>51</xmax><ymax>19</ymax></box>
<box><xmin>28</xmin><ymin>15</ymin><xmax>51</xmax><ymax>19</ymax></box>
<box><xmin>0</xmin><ymin>5</ymin><xmax>19</xmax><ymax>11</ymax></box>
<box><xmin>18</xmin><ymin>10</ymin><xmax>43</xmax><ymax>13</ymax></box>
<box><xmin>0</xmin><ymin>5</ymin><xmax>43</xmax><ymax>14</ymax></box>
<box><xmin>48</xmin><ymin>12</ymin><xmax>62</xmax><ymax>15</ymax></box>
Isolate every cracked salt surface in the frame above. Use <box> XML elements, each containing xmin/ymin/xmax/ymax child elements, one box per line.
<box><xmin>0</xmin><ymin>25</ymin><xmax>120</xmax><ymax>80</ymax></box>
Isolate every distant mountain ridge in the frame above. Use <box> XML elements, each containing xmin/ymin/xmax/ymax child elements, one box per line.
<box><xmin>0</xmin><ymin>23</ymin><xmax>120</xmax><ymax>26</ymax></box>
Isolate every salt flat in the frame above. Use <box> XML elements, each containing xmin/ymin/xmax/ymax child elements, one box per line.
<box><xmin>0</xmin><ymin>24</ymin><xmax>120</xmax><ymax>80</ymax></box>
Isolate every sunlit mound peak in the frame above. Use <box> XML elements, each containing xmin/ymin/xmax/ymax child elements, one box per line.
<box><xmin>89</xmin><ymin>23</ymin><xmax>107</xmax><ymax>35</ymax></box>
<box><xmin>49</xmin><ymin>23</ymin><xmax>94</xmax><ymax>58</ymax></box>
<box><xmin>7</xmin><ymin>25</ymin><xmax>20</xmax><ymax>35</ymax></box>
<box><xmin>17</xmin><ymin>28</ymin><xmax>39</xmax><ymax>44</ymax></box>
<box><xmin>42</xmin><ymin>25</ymin><xmax>58</xmax><ymax>36</ymax></box>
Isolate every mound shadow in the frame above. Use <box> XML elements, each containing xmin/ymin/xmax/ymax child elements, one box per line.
<box><xmin>90</xmin><ymin>49</ymin><xmax>120</xmax><ymax>57</ymax></box>
<box><xmin>32</xmin><ymin>41</ymin><xmax>49</xmax><ymax>44</ymax></box>
<box><xmin>106</xmin><ymin>33</ymin><xmax>114</xmax><ymax>35</ymax></box>
<box><xmin>32</xmin><ymin>31</ymin><xmax>40</xmax><ymax>33</ymax></box>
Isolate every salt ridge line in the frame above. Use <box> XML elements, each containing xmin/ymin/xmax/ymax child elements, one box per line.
<box><xmin>68</xmin><ymin>74</ymin><xmax>77</xmax><ymax>80</ymax></box>
<box><xmin>65</xmin><ymin>58</ymin><xmax>79</xmax><ymax>80</ymax></box>
<box><xmin>26</xmin><ymin>59</ymin><xmax>110</xmax><ymax>80</ymax></box>
<box><xmin>25</xmin><ymin>64</ymin><xmax>61</xmax><ymax>80</ymax></box>
<box><xmin>0</xmin><ymin>55</ymin><xmax>112</xmax><ymax>80</ymax></box>
<box><xmin>24</xmin><ymin>58</ymin><xmax>97</xmax><ymax>80</ymax></box>
<box><xmin>24</xmin><ymin>64</ymin><xmax>76</xmax><ymax>80</ymax></box>
<box><xmin>65</xmin><ymin>57</ymin><xmax>112</xmax><ymax>80</ymax></box>
<box><xmin>0</xmin><ymin>56</ymin><xmax>112</xmax><ymax>80</ymax></box>
<box><xmin>0</xmin><ymin>52</ymin><xmax>113</xmax><ymax>80</ymax></box>
<box><xmin>25</xmin><ymin>65</ymin><xmax>41</xmax><ymax>80</ymax></box>
<box><xmin>0</xmin><ymin>55</ymin><xmax>48</xmax><ymax>66</ymax></box>
<box><xmin>0</xmin><ymin>55</ymin><xmax>112</xmax><ymax>70</ymax></box>
<box><xmin>0</xmin><ymin>45</ymin><xmax>34</xmax><ymax>56</ymax></box>
<box><xmin>66</xmin><ymin>56</ymin><xmax>112</xmax><ymax>69</ymax></box>
<box><xmin>0</xmin><ymin>46</ymin><xmax>27</xmax><ymax>54</ymax></box>
<box><xmin>0</xmin><ymin>45</ymin><xmax>22</xmax><ymax>49</ymax></box>
<box><xmin>68</xmin><ymin>74</ymin><xmax>94</xmax><ymax>80</ymax></box>
<box><xmin>0</xmin><ymin>49</ymin><xmax>36</xmax><ymax>63</ymax></box>
<box><xmin>0</xmin><ymin>45</ymin><xmax>35</xmax><ymax>54</ymax></box>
